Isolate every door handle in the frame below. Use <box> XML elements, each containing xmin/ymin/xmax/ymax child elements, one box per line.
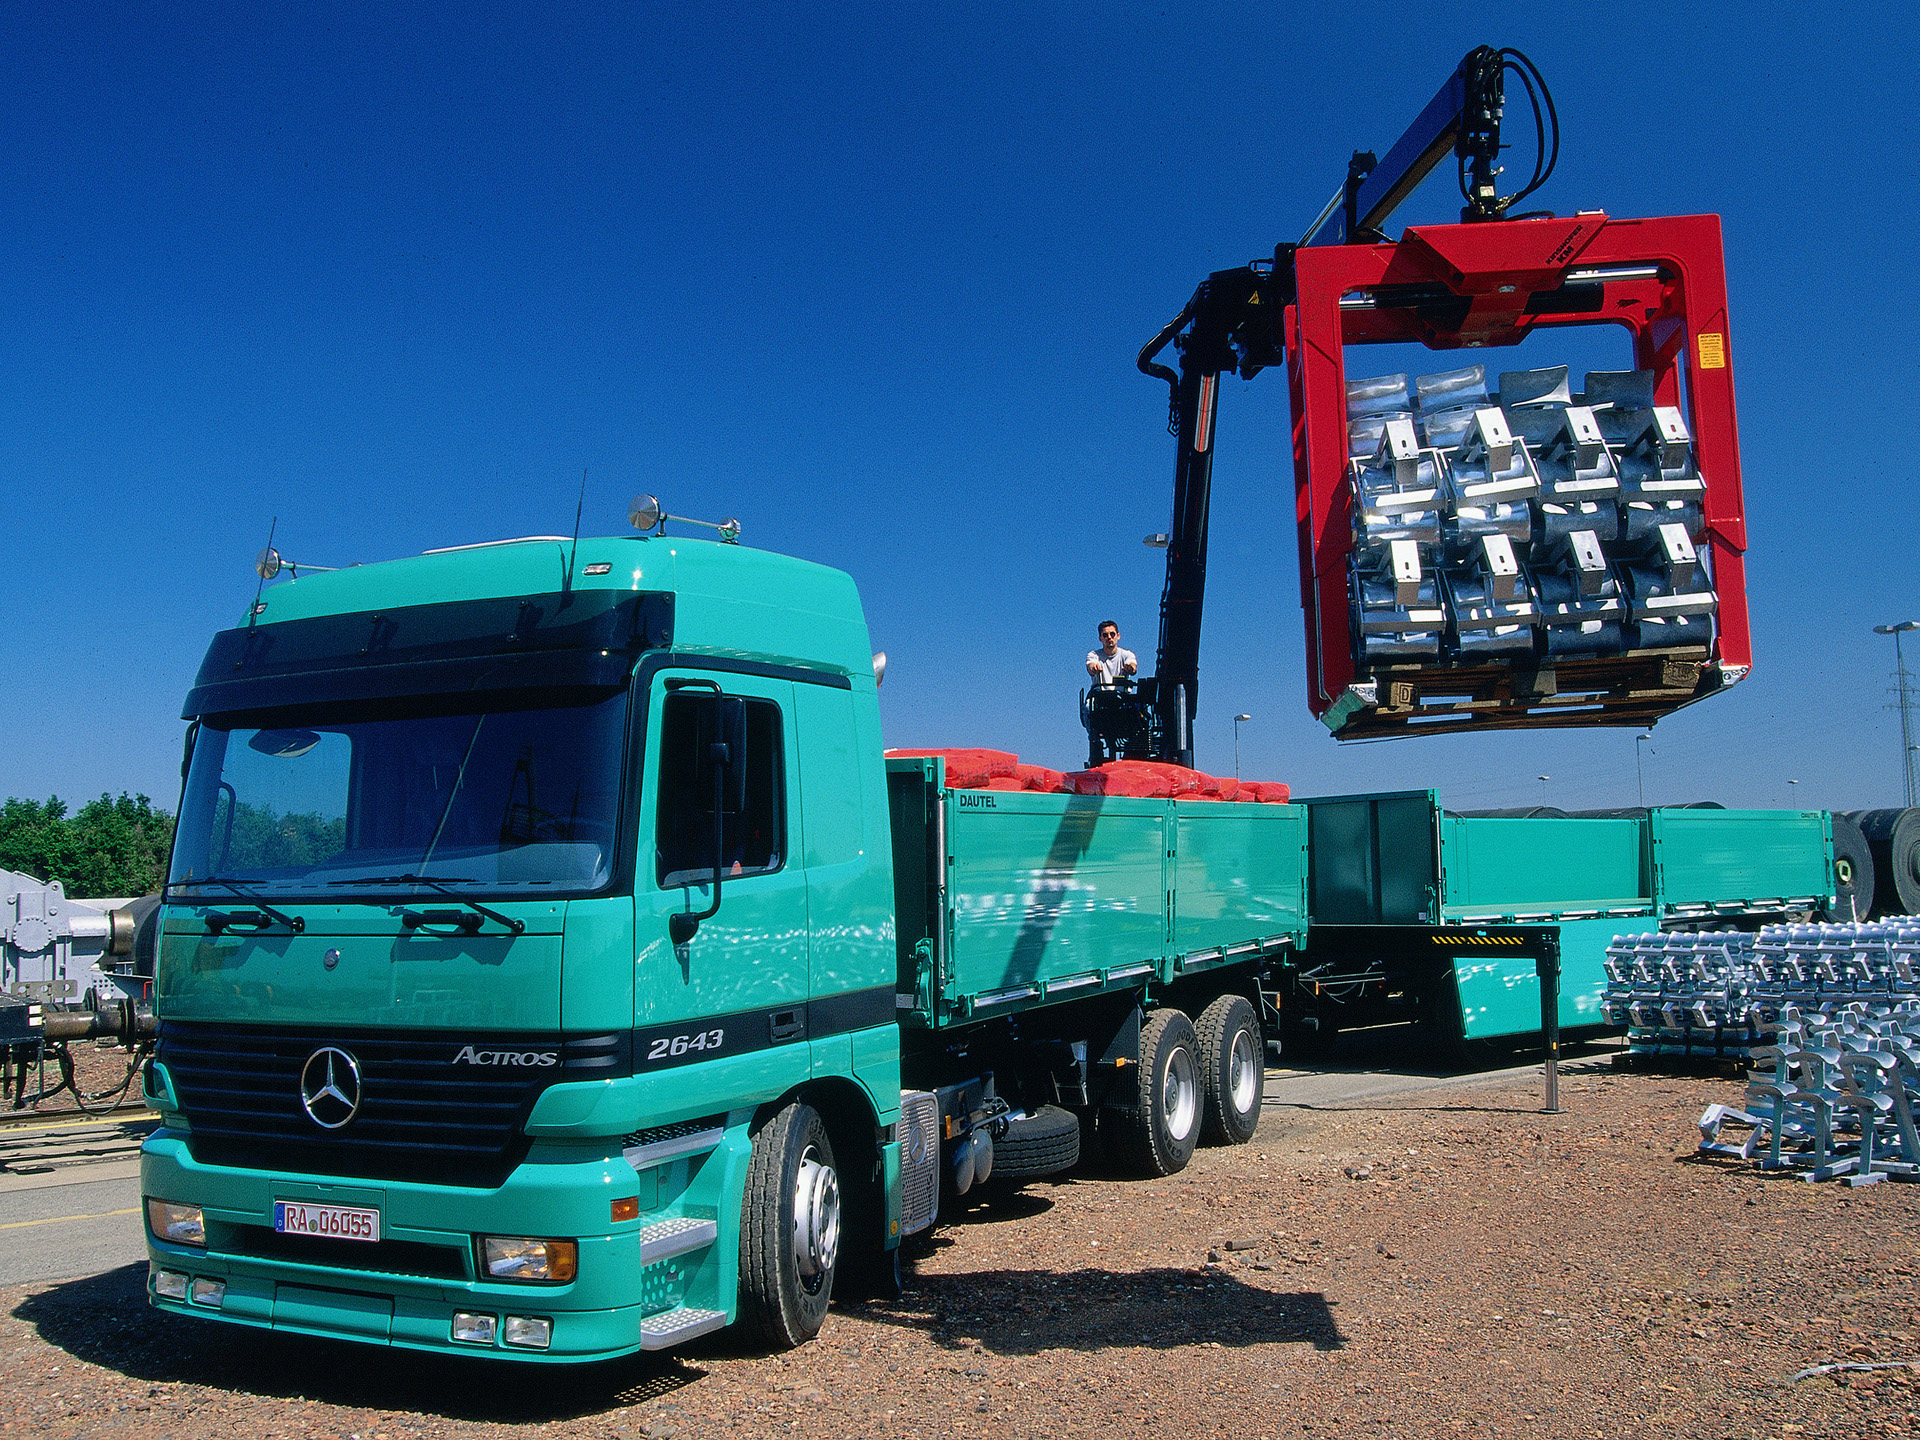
<box><xmin>769</xmin><ymin>1008</ymin><xmax>806</xmax><ymax>1044</ymax></box>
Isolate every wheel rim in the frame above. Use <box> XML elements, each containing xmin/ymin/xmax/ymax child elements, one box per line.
<box><xmin>1228</xmin><ymin>1027</ymin><xmax>1258</xmax><ymax>1115</ymax></box>
<box><xmin>791</xmin><ymin>1144</ymin><xmax>840</xmax><ymax>1294</ymax></box>
<box><xmin>1161</xmin><ymin>1042</ymin><xmax>1199</xmax><ymax>1142</ymax></box>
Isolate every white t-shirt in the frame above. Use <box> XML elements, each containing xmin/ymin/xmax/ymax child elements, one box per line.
<box><xmin>1087</xmin><ymin>646</ymin><xmax>1138</xmax><ymax>685</ymax></box>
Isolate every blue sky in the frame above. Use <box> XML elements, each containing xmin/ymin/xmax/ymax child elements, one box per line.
<box><xmin>5</xmin><ymin>2</ymin><xmax>1915</xmax><ymax>815</ymax></box>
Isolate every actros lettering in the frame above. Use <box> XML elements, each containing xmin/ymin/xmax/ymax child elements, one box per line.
<box><xmin>450</xmin><ymin>1045</ymin><xmax>559</xmax><ymax>1067</ymax></box>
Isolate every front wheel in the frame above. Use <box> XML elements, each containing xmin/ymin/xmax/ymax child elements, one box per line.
<box><xmin>1196</xmin><ymin>994</ymin><xmax>1264</xmax><ymax>1145</ymax></box>
<box><xmin>739</xmin><ymin>1101</ymin><xmax>840</xmax><ymax>1348</ymax></box>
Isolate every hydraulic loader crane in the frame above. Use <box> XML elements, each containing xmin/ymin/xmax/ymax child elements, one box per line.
<box><xmin>1090</xmin><ymin>46</ymin><xmax>1749</xmax><ymax>761</ymax></box>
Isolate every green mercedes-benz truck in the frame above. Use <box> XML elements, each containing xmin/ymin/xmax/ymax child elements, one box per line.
<box><xmin>140</xmin><ymin>528</ymin><xmax>1309</xmax><ymax>1361</ymax></box>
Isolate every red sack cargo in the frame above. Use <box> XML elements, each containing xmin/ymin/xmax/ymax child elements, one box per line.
<box><xmin>884</xmin><ymin>748</ymin><xmax>1020</xmax><ymax>788</ymax></box>
<box><xmin>1239</xmin><ymin>780</ymin><xmax>1292</xmax><ymax>803</ymax></box>
<box><xmin>1015</xmin><ymin>764</ymin><xmax>1068</xmax><ymax>793</ymax></box>
<box><xmin>1066</xmin><ymin>765</ymin><xmax>1173</xmax><ymax>798</ymax></box>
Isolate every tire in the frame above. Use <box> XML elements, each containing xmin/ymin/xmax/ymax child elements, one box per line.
<box><xmin>738</xmin><ymin>1101</ymin><xmax>840</xmax><ymax>1348</ymax></box>
<box><xmin>1822</xmin><ymin>814</ymin><xmax>1877</xmax><ymax>923</ymax></box>
<box><xmin>1101</xmin><ymin>1008</ymin><xmax>1202</xmax><ymax>1177</ymax></box>
<box><xmin>1195</xmin><ymin>994</ymin><xmax>1263</xmax><ymax>1145</ymax></box>
<box><xmin>991</xmin><ymin>1104</ymin><xmax>1082</xmax><ymax>1179</ymax></box>
<box><xmin>1844</xmin><ymin>809</ymin><xmax>1920</xmax><ymax>917</ymax></box>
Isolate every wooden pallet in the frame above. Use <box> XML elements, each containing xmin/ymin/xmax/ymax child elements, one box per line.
<box><xmin>1336</xmin><ymin>646</ymin><xmax>1716</xmax><ymax>738</ymax></box>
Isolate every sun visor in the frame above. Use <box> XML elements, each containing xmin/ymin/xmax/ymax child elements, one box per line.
<box><xmin>183</xmin><ymin>590</ymin><xmax>673</xmax><ymax>719</ymax></box>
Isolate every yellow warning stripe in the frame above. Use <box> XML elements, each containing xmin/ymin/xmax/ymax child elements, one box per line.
<box><xmin>1431</xmin><ymin>935</ymin><xmax>1527</xmax><ymax>946</ymax></box>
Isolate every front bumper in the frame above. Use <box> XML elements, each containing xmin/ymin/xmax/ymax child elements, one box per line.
<box><xmin>140</xmin><ymin>1130</ymin><xmax>732</xmax><ymax>1362</ymax></box>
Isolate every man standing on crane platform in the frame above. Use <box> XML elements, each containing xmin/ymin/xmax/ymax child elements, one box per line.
<box><xmin>1085</xmin><ymin>621</ymin><xmax>1138</xmax><ymax>687</ymax></box>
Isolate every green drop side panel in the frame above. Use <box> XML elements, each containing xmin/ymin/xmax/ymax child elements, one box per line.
<box><xmin>1440</xmin><ymin>818</ymin><xmax>1650</xmax><ymax>917</ymax></box>
<box><xmin>1171</xmin><ymin>802</ymin><xmax>1310</xmax><ymax>954</ymax></box>
<box><xmin>943</xmin><ymin>789</ymin><xmax>1170</xmax><ymax>1006</ymax></box>
<box><xmin>1450</xmin><ymin>916</ymin><xmax>1632</xmax><ymax>1040</ymax></box>
<box><xmin>1649</xmin><ymin>809</ymin><xmax>1834</xmax><ymax>912</ymax></box>
<box><xmin>1302</xmin><ymin>791</ymin><xmax>1440</xmax><ymax>924</ymax></box>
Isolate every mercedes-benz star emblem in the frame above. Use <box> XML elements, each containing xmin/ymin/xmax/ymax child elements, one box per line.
<box><xmin>299</xmin><ymin>1047</ymin><xmax>362</xmax><ymax>1130</ymax></box>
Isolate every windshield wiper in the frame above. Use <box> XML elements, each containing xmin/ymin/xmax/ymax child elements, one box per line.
<box><xmin>163</xmin><ymin>877</ymin><xmax>307</xmax><ymax>935</ymax></box>
<box><xmin>326</xmin><ymin>874</ymin><xmax>526</xmax><ymax>935</ymax></box>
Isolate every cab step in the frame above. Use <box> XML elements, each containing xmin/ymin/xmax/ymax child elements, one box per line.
<box><xmin>639</xmin><ymin>1305</ymin><xmax>727</xmax><ymax>1350</ymax></box>
<box><xmin>638</xmin><ymin>1215</ymin><xmax>718</xmax><ymax>1266</ymax></box>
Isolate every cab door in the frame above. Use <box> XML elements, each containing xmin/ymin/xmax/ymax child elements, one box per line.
<box><xmin>632</xmin><ymin>669</ymin><xmax>811</xmax><ymax>1093</ymax></box>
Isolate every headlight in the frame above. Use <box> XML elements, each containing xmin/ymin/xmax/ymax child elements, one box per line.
<box><xmin>189</xmin><ymin>1277</ymin><xmax>226</xmax><ymax>1307</ymax></box>
<box><xmin>480</xmin><ymin>1236</ymin><xmax>577</xmax><ymax>1283</ymax></box>
<box><xmin>147</xmin><ymin>1200</ymin><xmax>205</xmax><ymax>1246</ymax></box>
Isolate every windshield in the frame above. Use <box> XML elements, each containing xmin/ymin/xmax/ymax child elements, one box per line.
<box><xmin>169</xmin><ymin>692</ymin><xmax>628</xmax><ymax>897</ymax></box>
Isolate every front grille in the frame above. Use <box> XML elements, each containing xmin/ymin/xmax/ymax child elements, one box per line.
<box><xmin>157</xmin><ymin>1022</ymin><xmax>626</xmax><ymax>1189</ymax></box>
<box><xmin>229</xmin><ymin>1226</ymin><xmax>470</xmax><ymax>1280</ymax></box>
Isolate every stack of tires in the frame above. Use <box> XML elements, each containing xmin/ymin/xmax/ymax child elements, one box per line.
<box><xmin>1837</xmin><ymin>809</ymin><xmax>1920</xmax><ymax>921</ymax></box>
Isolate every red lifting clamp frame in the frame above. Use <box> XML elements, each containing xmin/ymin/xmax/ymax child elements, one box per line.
<box><xmin>1286</xmin><ymin>211</ymin><xmax>1751</xmax><ymax>737</ymax></box>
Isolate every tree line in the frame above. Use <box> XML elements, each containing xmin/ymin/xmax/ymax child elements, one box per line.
<box><xmin>0</xmin><ymin>794</ymin><xmax>176</xmax><ymax>897</ymax></box>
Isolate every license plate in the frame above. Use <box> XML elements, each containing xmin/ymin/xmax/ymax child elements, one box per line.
<box><xmin>273</xmin><ymin>1201</ymin><xmax>380</xmax><ymax>1243</ymax></box>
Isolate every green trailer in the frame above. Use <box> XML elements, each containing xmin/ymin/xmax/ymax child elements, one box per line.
<box><xmin>886</xmin><ymin>758</ymin><xmax>1307</xmax><ymax>1023</ymax></box>
<box><xmin>1286</xmin><ymin>790</ymin><xmax>1834</xmax><ymax>1047</ymax></box>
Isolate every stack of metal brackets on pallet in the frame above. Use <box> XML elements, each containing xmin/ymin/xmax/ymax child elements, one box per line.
<box><xmin>1698</xmin><ymin>999</ymin><xmax>1920</xmax><ymax>1185</ymax></box>
<box><xmin>1346</xmin><ymin>363</ymin><xmax>1716</xmax><ymax>667</ymax></box>
<box><xmin>1601</xmin><ymin>930</ymin><xmax>1752</xmax><ymax>1055</ymax></box>
<box><xmin>1604</xmin><ymin>923</ymin><xmax>1920</xmax><ymax>1058</ymax></box>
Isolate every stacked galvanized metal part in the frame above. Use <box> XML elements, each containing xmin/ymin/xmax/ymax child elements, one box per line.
<box><xmin>1346</xmin><ymin>363</ymin><xmax>1715</xmax><ymax>666</ymax></box>
<box><xmin>1603</xmin><ymin>922</ymin><xmax>1920</xmax><ymax>1058</ymax></box>
<box><xmin>1693</xmin><ymin>987</ymin><xmax>1920</xmax><ymax>1186</ymax></box>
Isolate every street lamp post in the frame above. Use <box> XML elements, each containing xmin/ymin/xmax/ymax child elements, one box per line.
<box><xmin>1635</xmin><ymin>732</ymin><xmax>1651</xmax><ymax>808</ymax></box>
<box><xmin>1232</xmin><ymin>714</ymin><xmax>1251</xmax><ymax>780</ymax></box>
<box><xmin>1874</xmin><ymin>622</ymin><xmax>1920</xmax><ymax>806</ymax></box>
<box><xmin>1787</xmin><ymin>778</ymin><xmax>1799</xmax><ymax>810</ymax></box>
<box><xmin>1537</xmin><ymin>774</ymin><xmax>1550</xmax><ymax>807</ymax></box>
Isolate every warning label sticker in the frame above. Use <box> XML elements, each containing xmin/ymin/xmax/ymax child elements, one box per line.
<box><xmin>1696</xmin><ymin>332</ymin><xmax>1727</xmax><ymax>369</ymax></box>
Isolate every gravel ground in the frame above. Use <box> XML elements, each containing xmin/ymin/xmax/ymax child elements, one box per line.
<box><xmin>5</xmin><ymin>1063</ymin><xmax>1917</xmax><ymax>1439</ymax></box>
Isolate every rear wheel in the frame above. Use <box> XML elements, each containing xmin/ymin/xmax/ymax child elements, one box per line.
<box><xmin>1196</xmin><ymin>994</ymin><xmax>1263</xmax><ymax>1145</ymax></box>
<box><xmin>1102</xmin><ymin>1008</ymin><xmax>1202</xmax><ymax>1177</ymax></box>
<box><xmin>739</xmin><ymin>1101</ymin><xmax>839</xmax><ymax>1348</ymax></box>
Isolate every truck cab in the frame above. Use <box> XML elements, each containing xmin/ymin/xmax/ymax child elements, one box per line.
<box><xmin>143</xmin><ymin>533</ymin><xmax>902</xmax><ymax>1359</ymax></box>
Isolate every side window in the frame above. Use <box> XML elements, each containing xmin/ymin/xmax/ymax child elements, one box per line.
<box><xmin>656</xmin><ymin>692</ymin><xmax>785</xmax><ymax>887</ymax></box>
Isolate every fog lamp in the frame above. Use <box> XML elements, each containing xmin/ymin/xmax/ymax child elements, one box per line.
<box><xmin>147</xmin><ymin>1200</ymin><xmax>206</xmax><ymax>1246</ymax></box>
<box><xmin>481</xmin><ymin>1236</ymin><xmax>578</xmax><ymax>1283</ymax></box>
<box><xmin>451</xmin><ymin>1312</ymin><xmax>497</xmax><ymax>1345</ymax></box>
<box><xmin>189</xmin><ymin>1277</ymin><xmax>226</xmax><ymax>1307</ymax></box>
<box><xmin>152</xmin><ymin>1268</ymin><xmax>189</xmax><ymax>1301</ymax></box>
<box><xmin>503</xmin><ymin>1315</ymin><xmax>553</xmax><ymax>1349</ymax></box>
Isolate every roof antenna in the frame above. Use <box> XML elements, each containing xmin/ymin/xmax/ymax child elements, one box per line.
<box><xmin>249</xmin><ymin>517</ymin><xmax>278</xmax><ymax>629</ymax></box>
<box><xmin>564</xmin><ymin>468</ymin><xmax>587</xmax><ymax>597</ymax></box>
